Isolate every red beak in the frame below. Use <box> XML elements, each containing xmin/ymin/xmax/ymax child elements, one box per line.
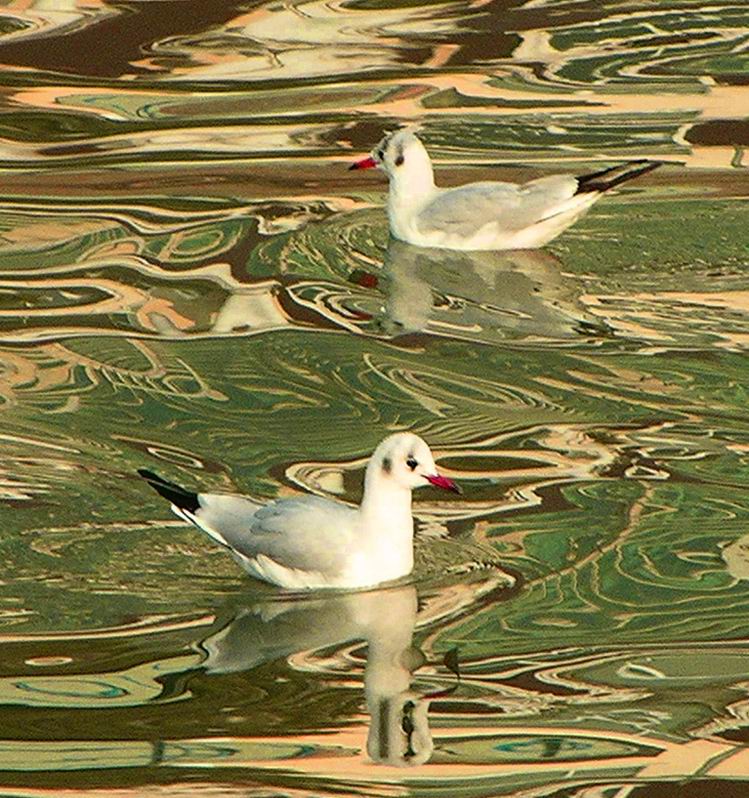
<box><xmin>425</xmin><ymin>474</ymin><xmax>461</xmax><ymax>494</ymax></box>
<box><xmin>349</xmin><ymin>156</ymin><xmax>377</xmax><ymax>171</ymax></box>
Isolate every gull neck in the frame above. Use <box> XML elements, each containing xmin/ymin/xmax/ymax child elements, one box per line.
<box><xmin>360</xmin><ymin>467</ymin><xmax>413</xmax><ymax>526</ymax></box>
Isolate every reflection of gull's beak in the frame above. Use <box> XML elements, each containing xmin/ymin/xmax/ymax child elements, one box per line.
<box><xmin>349</xmin><ymin>156</ymin><xmax>377</xmax><ymax>171</ymax></box>
<box><xmin>425</xmin><ymin>473</ymin><xmax>462</xmax><ymax>494</ymax></box>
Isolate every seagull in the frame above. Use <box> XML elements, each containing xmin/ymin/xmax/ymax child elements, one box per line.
<box><xmin>138</xmin><ymin>432</ymin><xmax>460</xmax><ymax>590</ymax></box>
<box><xmin>349</xmin><ymin>130</ymin><xmax>661</xmax><ymax>251</ymax></box>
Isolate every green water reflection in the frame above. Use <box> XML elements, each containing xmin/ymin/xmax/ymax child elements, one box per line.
<box><xmin>0</xmin><ymin>0</ymin><xmax>748</xmax><ymax>795</ymax></box>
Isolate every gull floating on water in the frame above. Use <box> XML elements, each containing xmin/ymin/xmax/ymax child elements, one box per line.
<box><xmin>350</xmin><ymin>130</ymin><xmax>661</xmax><ymax>251</ymax></box>
<box><xmin>139</xmin><ymin>432</ymin><xmax>459</xmax><ymax>590</ymax></box>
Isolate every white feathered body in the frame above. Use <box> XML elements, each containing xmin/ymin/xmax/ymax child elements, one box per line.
<box><xmin>175</xmin><ymin>491</ymin><xmax>414</xmax><ymax>590</ymax></box>
<box><xmin>364</xmin><ymin>131</ymin><xmax>658</xmax><ymax>251</ymax></box>
<box><xmin>141</xmin><ymin>432</ymin><xmax>458</xmax><ymax>591</ymax></box>
<box><xmin>388</xmin><ymin>175</ymin><xmax>598</xmax><ymax>251</ymax></box>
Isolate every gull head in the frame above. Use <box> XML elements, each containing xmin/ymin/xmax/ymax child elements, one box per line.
<box><xmin>368</xmin><ymin>432</ymin><xmax>460</xmax><ymax>494</ymax></box>
<box><xmin>349</xmin><ymin>130</ymin><xmax>433</xmax><ymax>185</ymax></box>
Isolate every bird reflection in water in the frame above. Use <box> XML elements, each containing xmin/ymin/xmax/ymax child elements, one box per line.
<box><xmin>380</xmin><ymin>238</ymin><xmax>608</xmax><ymax>341</ymax></box>
<box><xmin>194</xmin><ymin>583</ymin><xmax>466</xmax><ymax>767</ymax></box>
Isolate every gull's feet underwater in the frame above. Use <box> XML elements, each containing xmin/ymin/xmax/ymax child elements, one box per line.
<box><xmin>139</xmin><ymin>432</ymin><xmax>460</xmax><ymax>591</ymax></box>
<box><xmin>350</xmin><ymin>129</ymin><xmax>661</xmax><ymax>251</ymax></box>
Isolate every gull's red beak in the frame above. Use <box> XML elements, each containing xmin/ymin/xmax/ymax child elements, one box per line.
<box><xmin>349</xmin><ymin>156</ymin><xmax>377</xmax><ymax>171</ymax></box>
<box><xmin>425</xmin><ymin>474</ymin><xmax>461</xmax><ymax>494</ymax></box>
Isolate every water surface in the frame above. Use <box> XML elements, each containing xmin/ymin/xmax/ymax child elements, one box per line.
<box><xmin>1</xmin><ymin>0</ymin><xmax>748</xmax><ymax>795</ymax></box>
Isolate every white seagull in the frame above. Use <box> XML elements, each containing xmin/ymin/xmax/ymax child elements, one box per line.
<box><xmin>350</xmin><ymin>130</ymin><xmax>661</xmax><ymax>251</ymax></box>
<box><xmin>139</xmin><ymin>432</ymin><xmax>460</xmax><ymax>590</ymax></box>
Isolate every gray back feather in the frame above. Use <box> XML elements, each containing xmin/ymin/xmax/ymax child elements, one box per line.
<box><xmin>197</xmin><ymin>493</ymin><xmax>358</xmax><ymax>575</ymax></box>
<box><xmin>418</xmin><ymin>175</ymin><xmax>578</xmax><ymax>238</ymax></box>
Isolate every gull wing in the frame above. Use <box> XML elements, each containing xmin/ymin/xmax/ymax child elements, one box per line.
<box><xmin>417</xmin><ymin>175</ymin><xmax>579</xmax><ymax>239</ymax></box>
<box><xmin>195</xmin><ymin>493</ymin><xmax>358</xmax><ymax>575</ymax></box>
<box><xmin>138</xmin><ymin>469</ymin><xmax>359</xmax><ymax>582</ymax></box>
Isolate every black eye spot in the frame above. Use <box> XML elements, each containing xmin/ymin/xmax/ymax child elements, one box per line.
<box><xmin>382</xmin><ymin>456</ymin><xmax>392</xmax><ymax>474</ymax></box>
<box><xmin>395</xmin><ymin>153</ymin><xmax>404</xmax><ymax>166</ymax></box>
<box><xmin>406</xmin><ymin>456</ymin><xmax>417</xmax><ymax>471</ymax></box>
<box><xmin>377</xmin><ymin>149</ymin><xmax>384</xmax><ymax>160</ymax></box>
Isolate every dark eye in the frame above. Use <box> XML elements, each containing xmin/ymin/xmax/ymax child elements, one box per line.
<box><xmin>406</xmin><ymin>456</ymin><xmax>417</xmax><ymax>471</ymax></box>
<box><xmin>395</xmin><ymin>153</ymin><xmax>404</xmax><ymax>166</ymax></box>
<box><xmin>377</xmin><ymin>149</ymin><xmax>384</xmax><ymax>160</ymax></box>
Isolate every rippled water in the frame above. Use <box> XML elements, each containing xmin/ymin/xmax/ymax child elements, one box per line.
<box><xmin>1</xmin><ymin>0</ymin><xmax>748</xmax><ymax>795</ymax></box>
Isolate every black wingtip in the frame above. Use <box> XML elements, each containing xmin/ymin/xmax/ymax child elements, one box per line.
<box><xmin>138</xmin><ymin>469</ymin><xmax>200</xmax><ymax>514</ymax></box>
<box><xmin>576</xmin><ymin>160</ymin><xmax>662</xmax><ymax>194</ymax></box>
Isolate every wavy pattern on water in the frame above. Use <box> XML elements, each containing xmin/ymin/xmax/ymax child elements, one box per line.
<box><xmin>5</xmin><ymin>340</ymin><xmax>749</xmax><ymax>640</ymax></box>
<box><xmin>2</xmin><ymin>575</ymin><xmax>749</xmax><ymax>795</ymax></box>
<box><xmin>0</xmin><ymin>2</ymin><xmax>747</xmax><ymax>796</ymax></box>
<box><xmin>0</xmin><ymin>205</ymin><xmax>579</xmax><ymax>349</ymax></box>
<box><xmin>1</xmin><ymin>191</ymin><xmax>747</xmax><ymax>351</ymax></box>
<box><xmin>0</xmin><ymin>0</ymin><xmax>743</xmax><ymax>175</ymax></box>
